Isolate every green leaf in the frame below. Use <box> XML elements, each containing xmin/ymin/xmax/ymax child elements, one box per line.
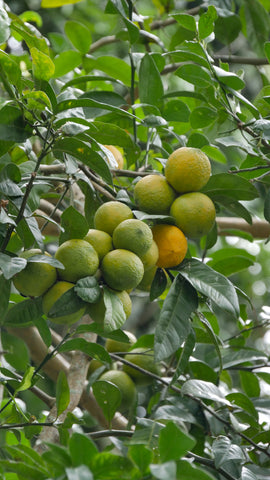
<box><xmin>150</xmin><ymin>268</ymin><xmax>168</xmax><ymax>302</ymax></box>
<box><xmin>213</xmin><ymin>65</ymin><xmax>245</xmax><ymax>90</ymax></box>
<box><xmin>240</xmin><ymin>370</ymin><xmax>260</xmax><ymax>398</ymax></box>
<box><xmin>74</xmin><ymin>277</ymin><xmax>101</xmax><ymax>304</ymax></box>
<box><xmin>175</xmin><ymin>64</ymin><xmax>213</xmax><ymax>87</ymax></box>
<box><xmin>103</xmin><ymin>287</ymin><xmax>126</xmax><ymax>332</ymax></box>
<box><xmin>207</xmin><ymin>247</ymin><xmax>255</xmax><ymax>276</ymax></box>
<box><xmin>0</xmin><ymin>253</ymin><xmax>26</xmax><ymax>280</ymax></box>
<box><xmin>176</xmin><ymin>460</ymin><xmax>217</xmax><ymax>480</ymax></box>
<box><xmin>59</xmin><ymin>205</ymin><xmax>89</xmax><ymax>244</ymax></box>
<box><xmin>163</xmin><ymin>99</ymin><xmax>190</xmax><ymax>122</ymax></box>
<box><xmin>0</xmin><ymin>275</ymin><xmax>10</xmax><ymax>318</ymax></box>
<box><xmin>41</xmin><ymin>0</ymin><xmax>83</xmax><ymax>6</ymax></box>
<box><xmin>34</xmin><ymin>316</ymin><xmax>52</xmax><ymax>348</ymax></box>
<box><xmin>55</xmin><ymin>96</ymin><xmax>133</xmax><ymax>121</ymax></box>
<box><xmin>0</xmin><ymin>461</ymin><xmax>48</xmax><ymax>479</ymax></box>
<box><xmin>4</xmin><ymin>297</ymin><xmax>43</xmax><ymax>327</ymax></box>
<box><xmin>202</xmin><ymin>173</ymin><xmax>259</xmax><ymax>201</ymax></box>
<box><xmin>190</xmin><ymin>106</ymin><xmax>217</xmax><ymax>128</ymax></box>
<box><xmin>128</xmin><ymin>445</ymin><xmax>153</xmax><ymax>475</ymax></box>
<box><xmin>15</xmin><ymin>366</ymin><xmax>35</xmax><ymax>393</ymax></box>
<box><xmin>83</xmin><ymin>55</ymin><xmax>133</xmax><ymax>85</ymax></box>
<box><xmin>30</xmin><ymin>47</ymin><xmax>55</xmax><ymax>81</ymax></box>
<box><xmin>159</xmin><ymin>422</ymin><xmax>196</xmax><ymax>462</ymax></box>
<box><xmin>171</xmin><ymin>329</ymin><xmax>196</xmax><ymax>383</ymax></box>
<box><xmin>197</xmin><ymin>313</ymin><xmax>223</xmax><ymax>375</ymax></box>
<box><xmin>179</xmin><ymin>258</ymin><xmax>240</xmax><ymax>319</ymax></box>
<box><xmin>0</xmin><ymin>7</ymin><xmax>10</xmax><ymax>43</ymax></box>
<box><xmin>202</xmin><ymin>145</ymin><xmax>227</xmax><ymax>164</ymax></box>
<box><xmin>198</xmin><ymin>5</ymin><xmax>217</xmax><ymax>39</ymax></box>
<box><xmin>172</xmin><ymin>13</ymin><xmax>196</xmax><ymax>31</ymax></box>
<box><xmin>167</xmin><ymin>42</ymin><xmax>210</xmax><ymax>69</ymax></box>
<box><xmin>59</xmin><ymin>338</ymin><xmax>111</xmax><ymax>364</ymax></box>
<box><xmin>47</xmin><ymin>287</ymin><xmax>85</xmax><ymax>318</ymax></box>
<box><xmin>241</xmin><ymin>0</ymin><xmax>270</xmax><ymax>56</ymax></box>
<box><xmin>264</xmin><ymin>189</ymin><xmax>270</xmax><ymax>222</ymax></box>
<box><xmin>154</xmin><ymin>276</ymin><xmax>198</xmax><ymax>362</ymax></box>
<box><xmin>56</xmin><ymin>370</ymin><xmax>70</xmax><ymax>416</ymax></box>
<box><xmin>226</xmin><ymin>392</ymin><xmax>258</xmax><ymax>419</ymax></box>
<box><xmin>139</xmin><ymin>54</ymin><xmax>164</xmax><ymax>107</ymax></box>
<box><xmin>214</xmin><ymin>10</ymin><xmax>242</xmax><ymax>45</ymax></box>
<box><xmin>69</xmin><ymin>432</ymin><xmax>98</xmax><ymax>467</ymax></box>
<box><xmin>91</xmin><ymin>451</ymin><xmax>134</xmax><ymax>479</ymax></box>
<box><xmin>212</xmin><ymin>436</ymin><xmax>245</xmax><ymax>468</ymax></box>
<box><xmin>53</xmin><ymin>50</ymin><xmax>82</xmax><ymax>78</ymax></box>
<box><xmin>182</xmin><ymin>379</ymin><xmax>231</xmax><ymax>405</ymax></box>
<box><xmin>92</xmin><ymin>380</ymin><xmax>121</xmax><ymax>424</ymax></box>
<box><xmin>53</xmin><ymin>137</ymin><xmax>113</xmax><ymax>185</ymax></box>
<box><xmin>0</xmin><ymin>50</ymin><xmax>21</xmax><ymax>85</ymax></box>
<box><xmin>265</xmin><ymin>41</ymin><xmax>270</xmax><ymax>63</ymax></box>
<box><xmin>65</xmin><ymin>21</ymin><xmax>92</xmax><ymax>54</ymax></box>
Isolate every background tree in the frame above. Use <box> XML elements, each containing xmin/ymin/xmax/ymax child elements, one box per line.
<box><xmin>1</xmin><ymin>0</ymin><xmax>270</xmax><ymax>479</ymax></box>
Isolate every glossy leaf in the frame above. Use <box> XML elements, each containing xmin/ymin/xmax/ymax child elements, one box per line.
<box><xmin>74</xmin><ymin>277</ymin><xmax>101</xmax><ymax>304</ymax></box>
<box><xmin>103</xmin><ymin>287</ymin><xmax>126</xmax><ymax>332</ymax></box>
<box><xmin>69</xmin><ymin>433</ymin><xmax>98</xmax><ymax>467</ymax></box>
<box><xmin>139</xmin><ymin>54</ymin><xmax>164</xmax><ymax>106</ymax></box>
<box><xmin>212</xmin><ymin>436</ymin><xmax>245</xmax><ymax>468</ymax></box>
<box><xmin>172</xmin><ymin>13</ymin><xmax>196</xmax><ymax>31</ymax></box>
<box><xmin>65</xmin><ymin>21</ymin><xmax>92</xmax><ymax>54</ymax></box>
<box><xmin>213</xmin><ymin>65</ymin><xmax>245</xmax><ymax>90</ymax></box>
<box><xmin>53</xmin><ymin>137</ymin><xmax>113</xmax><ymax>185</ymax></box>
<box><xmin>179</xmin><ymin>258</ymin><xmax>240</xmax><ymax>319</ymax></box>
<box><xmin>53</xmin><ymin>50</ymin><xmax>82</xmax><ymax>78</ymax></box>
<box><xmin>182</xmin><ymin>379</ymin><xmax>231</xmax><ymax>405</ymax></box>
<box><xmin>171</xmin><ymin>329</ymin><xmax>196</xmax><ymax>383</ymax></box>
<box><xmin>150</xmin><ymin>268</ymin><xmax>170</xmax><ymax>302</ymax></box>
<box><xmin>59</xmin><ymin>338</ymin><xmax>111</xmax><ymax>364</ymax></box>
<box><xmin>202</xmin><ymin>173</ymin><xmax>259</xmax><ymax>201</ymax></box>
<box><xmin>31</xmin><ymin>47</ymin><xmax>55</xmax><ymax>81</ymax></box>
<box><xmin>207</xmin><ymin>247</ymin><xmax>255</xmax><ymax>276</ymax></box>
<box><xmin>3</xmin><ymin>297</ymin><xmax>43</xmax><ymax>327</ymax></box>
<box><xmin>154</xmin><ymin>275</ymin><xmax>198</xmax><ymax>361</ymax></box>
<box><xmin>56</xmin><ymin>370</ymin><xmax>70</xmax><ymax>416</ymax></box>
<box><xmin>0</xmin><ymin>253</ymin><xmax>26</xmax><ymax>280</ymax></box>
<box><xmin>59</xmin><ymin>205</ymin><xmax>89</xmax><ymax>244</ymax></box>
<box><xmin>92</xmin><ymin>380</ymin><xmax>121</xmax><ymax>424</ymax></box>
<box><xmin>47</xmin><ymin>287</ymin><xmax>85</xmax><ymax>318</ymax></box>
<box><xmin>159</xmin><ymin>421</ymin><xmax>196</xmax><ymax>461</ymax></box>
<box><xmin>176</xmin><ymin>460</ymin><xmax>217</xmax><ymax>480</ymax></box>
<box><xmin>198</xmin><ymin>5</ymin><xmax>217</xmax><ymax>39</ymax></box>
<box><xmin>175</xmin><ymin>64</ymin><xmax>212</xmax><ymax>87</ymax></box>
<box><xmin>190</xmin><ymin>106</ymin><xmax>217</xmax><ymax>128</ymax></box>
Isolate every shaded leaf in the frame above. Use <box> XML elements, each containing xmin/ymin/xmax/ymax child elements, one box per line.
<box><xmin>16</xmin><ymin>366</ymin><xmax>35</xmax><ymax>393</ymax></box>
<box><xmin>207</xmin><ymin>247</ymin><xmax>255</xmax><ymax>276</ymax></box>
<box><xmin>69</xmin><ymin>432</ymin><xmax>98</xmax><ymax>467</ymax></box>
<box><xmin>47</xmin><ymin>287</ymin><xmax>85</xmax><ymax>318</ymax></box>
<box><xmin>150</xmin><ymin>461</ymin><xmax>176</xmax><ymax>480</ymax></box>
<box><xmin>103</xmin><ymin>287</ymin><xmax>126</xmax><ymax>332</ymax></box>
<box><xmin>159</xmin><ymin>422</ymin><xmax>196</xmax><ymax>462</ymax></box>
<box><xmin>154</xmin><ymin>275</ymin><xmax>198</xmax><ymax>361</ymax></box>
<box><xmin>139</xmin><ymin>53</ymin><xmax>164</xmax><ymax>106</ymax></box>
<box><xmin>59</xmin><ymin>338</ymin><xmax>111</xmax><ymax>364</ymax></box>
<box><xmin>56</xmin><ymin>370</ymin><xmax>70</xmax><ymax>416</ymax></box>
<box><xmin>212</xmin><ymin>435</ymin><xmax>245</xmax><ymax>468</ymax></box>
<box><xmin>74</xmin><ymin>277</ymin><xmax>101</xmax><ymax>304</ymax></box>
<box><xmin>53</xmin><ymin>50</ymin><xmax>82</xmax><ymax>78</ymax></box>
<box><xmin>59</xmin><ymin>205</ymin><xmax>89</xmax><ymax>244</ymax></box>
<box><xmin>182</xmin><ymin>379</ymin><xmax>230</xmax><ymax>405</ymax></box>
<box><xmin>66</xmin><ymin>465</ymin><xmax>93</xmax><ymax>480</ymax></box>
<box><xmin>65</xmin><ymin>21</ymin><xmax>92</xmax><ymax>54</ymax></box>
<box><xmin>171</xmin><ymin>329</ymin><xmax>196</xmax><ymax>383</ymax></box>
<box><xmin>176</xmin><ymin>460</ymin><xmax>217</xmax><ymax>480</ymax></box>
<box><xmin>150</xmin><ymin>268</ymin><xmax>169</xmax><ymax>302</ymax></box>
<box><xmin>3</xmin><ymin>297</ymin><xmax>43</xmax><ymax>327</ymax></box>
<box><xmin>0</xmin><ymin>275</ymin><xmax>10</xmax><ymax>318</ymax></box>
<box><xmin>175</xmin><ymin>64</ymin><xmax>212</xmax><ymax>87</ymax></box>
<box><xmin>0</xmin><ymin>253</ymin><xmax>26</xmax><ymax>280</ymax></box>
<box><xmin>179</xmin><ymin>258</ymin><xmax>239</xmax><ymax>319</ymax></box>
<box><xmin>92</xmin><ymin>380</ymin><xmax>121</xmax><ymax>424</ymax></box>
<box><xmin>190</xmin><ymin>107</ymin><xmax>217</xmax><ymax>128</ymax></box>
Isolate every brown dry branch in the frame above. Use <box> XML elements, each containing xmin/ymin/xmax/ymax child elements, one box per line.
<box><xmin>7</xmin><ymin>323</ymin><xmax>128</xmax><ymax>451</ymax></box>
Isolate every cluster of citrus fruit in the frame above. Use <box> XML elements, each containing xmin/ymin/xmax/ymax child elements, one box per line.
<box><xmin>11</xmin><ymin>146</ymin><xmax>215</xmax><ymax>327</ymax></box>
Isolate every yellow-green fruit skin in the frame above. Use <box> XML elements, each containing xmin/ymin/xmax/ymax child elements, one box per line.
<box><xmin>55</xmin><ymin>239</ymin><xmax>99</xmax><ymax>283</ymax></box>
<box><xmin>134</xmin><ymin>174</ymin><xmax>176</xmax><ymax>214</ymax></box>
<box><xmin>42</xmin><ymin>281</ymin><xmax>85</xmax><ymax>325</ymax></box>
<box><xmin>105</xmin><ymin>331</ymin><xmax>137</xmax><ymax>353</ymax></box>
<box><xmin>84</xmin><ymin>229</ymin><xmax>113</xmax><ymax>260</ymax></box>
<box><xmin>123</xmin><ymin>347</ymin><xmax>160</xmax><ymax>386</ymax></box>
<box><xmin>101</xmin><ymin>249</ymin><xmax>144</xmax><ymax>291</ymax></box>
<box><xmin>170</xmin><ymin>192</ymin><xmax>216</xmax><ymax>238</ymax></box>
<box><xmin>165</xmin><ymin>147</ymin><xmax>211</xmax><ymax>193</ymax></box>
<box><xmin>13</xmin><ymin>249</ymin><xmax>57</xmax><ymax>297</ymax></box>
<box><xmin>137</xmin><ymin>265</ymin><xmax>157</xmax><ymax>292</ymax></box>
<box><xmin>140</xmin><ymin>241</ymin><xmax>159</xmax><ymax>270</ymax></box>
<box><xmin>98</xmin><ymin>370</ymin><xmax>136</xmax><ymax>412</ymax></box>
<box><xmin>112</xmin><ymin>219</ymin><xmax>153</xmax><ymax>257</ymax></box>
<box><xmin>94</xmin><ymin>201</ymin><xmax>133</xmax><ymax>235</ymax></box>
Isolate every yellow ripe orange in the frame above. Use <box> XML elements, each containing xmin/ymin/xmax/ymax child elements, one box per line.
<box><xmin>94</xmin><ymin>201</ymin><xmax>133</xmax><ymax>235</ymax></box>
<box><xmin>104</xmin><ymin>145</ymin><xmax>124</xmax><ymax>169</ymax></box>
<box><xmin>165</xmin><ymin>147</ymin><xmax>211</xmax><ymax>193</ymax></box>
<box><xmin>170</xmin><ymin>192</ymin><xmax>216</xmax><ymax>238</ymax></box>
<box><xmin>134</xmin><ymin>174</ymin><xmax>176</xmax><ymax>214</ymax></box>
<box><xmin>152</xmin><ymin>224</ymin><xmax>188</xmax><ymax>268</ymax></box>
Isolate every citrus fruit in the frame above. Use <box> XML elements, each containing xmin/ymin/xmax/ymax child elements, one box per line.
<box><xmin>165</xmin><ymin>147</ymin><xmax>211</xmax><ymax>193</ymax></box>
<box><xmin>104</xmin><ymin>145</ymin><xmax>124</xmax><ymax>169</ymax></box>
<box><xmin>84</xmin><ymin>229</ymin><xmax>113</xmax><ymax>260</ymax></box>
<box><xmin>42</xmin><ymin>281</ymin><xmax>85</xmax><ymax>325</ymax></box>
<box><xmin>94</xmin><ymin>201</ymin><xmax>133</xmax><ymax>235</ymax></box>
<box><xmin>152</xmin><ymin>224</ymin><xmax>188</xmax><ymax>268</ymax></box>
<box><xmin>55</xmin><ymin>239</ymin><xmax>99</xmax><ymax>283</ymax></box>
<box><xmin>112</xmin><ymin>219</ymin><xmax>153</xmax><ymax>257</ymax></box>
<box><xmin>97</xmin><ymin>370</ymin><xmax>136</xmax><ymax>412</ymax></box>
<box><xmin>13</xmin><ymin>249</ymin><xmax>57</xmax><ymax>297</ymax></box>
<box><xmin>88</xmin><ymin>359</ymin><xmax>108</xmax><ymax>377</ymax></box>
<box><xmin>137</xmin><ymin>265</ymin><xmax>157</xmax><ymax>292</ymax></box>
<box><xmin>101</xmin><ymin>249</ymin><xmax>144</xmax><ymax>291</ymax></box>
<box><xmin>123</xmin><ymin>348</ymin><xmax>160</xmax><ymax>386</ymax></box>
<box><xmin>170</xmin><ymin>192</ymin><xmax>216</xmax><ymax>238</ymax></box>
<box><xmin>88</xmin><ymin>288</ymin><xmax>132</xmax><ymax>323</ymax></box>
<box><xmin>105</xmin><ymin>330</ymin><xmax>137</xmax><ymax>353</ymax></box>
<box><xmin>140</xmin><ymin>240</ymin><xmax>159</xmax><ymax>270</ymax></box>
<box><xmin>134</xmin><ymin>174</ymin><xmax>176</xmax><ymax>214</ymax></box>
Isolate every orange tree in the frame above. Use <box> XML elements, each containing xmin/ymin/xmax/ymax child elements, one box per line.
<box><xmin>1</xmin><ymin>0</ymin><xmax>270</xmax><ymax>479</ymax></box>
